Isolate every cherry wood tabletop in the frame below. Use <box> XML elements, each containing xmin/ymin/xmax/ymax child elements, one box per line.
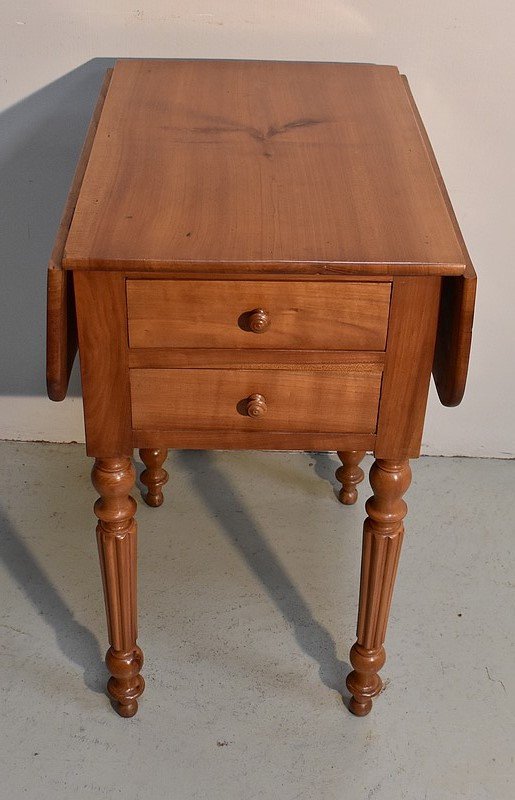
<box><xmin>63</xmin><ymin>59</ymin><xmax>466</xmax><ymax>275</ymax></box>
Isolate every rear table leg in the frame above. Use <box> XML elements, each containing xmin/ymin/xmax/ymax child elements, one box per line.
<box><xmin>336</xmin><ymin>451</ymin><xmax>366</xmax><ymax>505</ymax></box>
<box><xmin>139</xmin><ymin>448</ymin><xmax>168</xmax><ymax>507</ymax></box>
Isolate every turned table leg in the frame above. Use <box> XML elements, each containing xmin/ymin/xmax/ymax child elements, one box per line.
<box><xmin>347</xmin><ymin>459</ymin><xmax>411</xmax><ymax>716</ymax></box>
<box><xmin>139</xmin><ymin>448</ymin><xmax>169</xmax><ymax>507</ymax></box>
<box><xmin>336</xmin><ymin>450</ymin><xmax>366</xmax><ymax>505</ymax></box>
<box><xmin>92</xmin><ymin>457</ymin><xmax>145</xmax><ymax>717</ymax></box>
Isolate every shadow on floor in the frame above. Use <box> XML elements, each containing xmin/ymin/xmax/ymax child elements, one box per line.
<box><xmin>178</xmin><ymin>451</ymin><xmax>351</xmax><ymax>699</ymax></box>
<box><xmin>134</xmin><ymin>456</ymin><xmax>146</xmax><ymax>500</ymax></box>
<box><xmin>0</xmin><ymin>448</ymin><xmax>355</xmax><ymax>702</ymax></box>
<box><xmin>307</xmin><ymin>451</ymin><xmax>343</xmax><ymax>502</ymax></box>
<box><xmin>0</xmin><ymin>506</ymin><xmax>105</xmax><ymax>694</ymax></box>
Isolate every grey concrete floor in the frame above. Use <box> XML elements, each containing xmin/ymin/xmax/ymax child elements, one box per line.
<box><xmin>0</xmin><ymin>442</ymin><xmax>514</xmax><ymax>799</ymax></box>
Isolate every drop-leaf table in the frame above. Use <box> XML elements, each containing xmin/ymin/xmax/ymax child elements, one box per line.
<box><xmin>47</xmin><ymin>59</ymin><xmax>475</xmax><ymax>717</ymax></box>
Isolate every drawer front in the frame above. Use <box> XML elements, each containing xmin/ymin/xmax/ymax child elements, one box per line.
<box><xmin>130</xmin><ymin>368</ymin><xmax>382</xmax><ymax>433</ymax></box>
<box><xmin>127</xmin><ymin>280</ymin><xmax>391</xmax><ymax>350</ymax></box>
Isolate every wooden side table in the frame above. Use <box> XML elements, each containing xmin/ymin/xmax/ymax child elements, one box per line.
<box><xmin>47</xmin><ymin>60</ymin><xmax>476</xmax><ymax>718</ymax></box>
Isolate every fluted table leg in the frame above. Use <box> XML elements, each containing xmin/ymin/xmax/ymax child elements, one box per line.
<box><xmin>347</xmin><ymin>459</ymin><xmax>411</xmax><ymax>716</ymax></box>
<box><xmin>139</xmin><ymin>448</ymin><xmax>168</xmax><ymax>507</ymax></box>
<box><xmin>92</xmin><ymin>457</ymin><xmax>144</xmax><ymax>717</ymax></box>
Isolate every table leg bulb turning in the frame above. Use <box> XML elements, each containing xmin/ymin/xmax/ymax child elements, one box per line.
<box><xmin>139</xmin><ymin>448</ymin><xmax>169</xmax><ymax>507</ymax></box>
<box><xmin>347</xmin><ymin>459</ymin><xmax>411</xmax><ymax>716</ymax></box>
<box><xmin>92</xmin><ymin>457</ymin><xmax>145</xmax><ymax>717</ymax></box>
<box><xmin>336</xmin><ymin>450</ymin><xmax>366</xmax><ymax>505</ymax></box>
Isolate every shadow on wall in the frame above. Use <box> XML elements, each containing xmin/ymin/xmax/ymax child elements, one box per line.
<box><xmin>0</xmin><ymin>58</ymin><xmax>115</xmax><ymax>397</ymax></box>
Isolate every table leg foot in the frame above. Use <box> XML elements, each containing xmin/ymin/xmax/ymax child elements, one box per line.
<box><xmin>346</xmin><ymin>459</ymin><xmax>411</xmax><ymax>715</ymax></box>
<box><xmin>336</xmin><ymin>450</ymin><xmax>365</xmax><ymax>504</ymax></box>
<box><xmin>139</xmin><ymin>448</ymin><xmax>168</xmax><ymax>507</ymax></box>
<box><xmin>92</xmin><ymin>457</ymin><xmax>145</xmax><ymax>717</ymax></box>
<box><xmin>106</xmin><ymin>646</ymin><xmax>145</xmax><ymax>717</ymax></box>
<box><xmin>347</xmin><ymin>643</ymin><xmax>385</xmax><ymax>715</ymax></box>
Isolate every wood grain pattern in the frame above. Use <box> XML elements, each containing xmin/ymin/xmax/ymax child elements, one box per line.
<box><xmin>121</xmin><ymin>272</ymin><xmax>394</xmax><ymax>282</ymax></box>
<box><xmin>347</xmin><ymin>459</ymin><xmax>411</xmax><ymax>716</ymax></box>
<box><xmin>63</xmin><ymin>60</ymin><xmax>465</xmax><ymax>276</ymax></box>
<box><xmin>127</xmin><ymin>348</ymin><xmax>385</xmax><ymax>370</ymax></box>
<box><xmin>127</xmin><ymin>280</ymin><xmax>391</xmax><ymax>350</ymax></box>
<box><xmin>375</xmin><ymin>277</ymin><xmax>441</xmax><ymax>458</ymax></box>
<box><xmin>130</xmin><ymin>367</ymin><xmax>382</xmax><ymax>434</ymax></box>
<box><xmin>133</xmin><ymin>430</ymin><xmax>376</xmax><ymax>452</ymax></box>
<box><xmin>46</xmin><ymin>69</ymin><xmax>112</xmax><ymax>401</ymax></box>
<box><xmin>74</xmin><ymin>272</ymin><xmax>132</xmax><ymax>456</ymax></box>
<box><xmin>399</xmin><ymin>77</ymin><xmax>477</xmax><ymax>406</ymax></box>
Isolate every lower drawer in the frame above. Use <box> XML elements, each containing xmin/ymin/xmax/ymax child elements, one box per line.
<box><xmin>130</xmin><ymin>368</ymin><xmax>382</xmax><ymax>433</ymax></box>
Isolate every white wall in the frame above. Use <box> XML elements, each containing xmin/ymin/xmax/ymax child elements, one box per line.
<box><xmin>1</xmin><ymin>2</ymin><xmax>514</xmax><ymax>457</ymax></box>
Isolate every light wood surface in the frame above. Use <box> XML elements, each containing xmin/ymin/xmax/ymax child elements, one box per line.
<box><xmin>63</xmin><ymin>60</ymin><xmax>465</xmax><ymax>275</ymax></box>
<box><xmin>127</xmin><ymin>280</ymin><xmax>391</xmax><ymax>350</ymax></box>
<box><xmin>46</xmin><ymin>69</ymin><xmax>112</xmax><ymax>401</ymax></box>
<box><xmin>130</xmin><ymin>368</ymin><xmax>382</xmax><ymax>433</ymax></box>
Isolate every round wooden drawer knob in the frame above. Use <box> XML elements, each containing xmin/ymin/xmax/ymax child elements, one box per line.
<box><xmin>248</xmin><ymin>308</ymin><xmax>270</xmax><ymax>333</ymax></box>
<box><xmin>246</xmin><ymin>393</ymin><xmax>267</xmax><ymax>418</ymax></box>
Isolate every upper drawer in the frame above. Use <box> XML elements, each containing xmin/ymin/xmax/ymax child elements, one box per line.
<box><xmin>126</xmin><ymin>280</ymin><xmax>391</xmax><ymax>350</ymax></box>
